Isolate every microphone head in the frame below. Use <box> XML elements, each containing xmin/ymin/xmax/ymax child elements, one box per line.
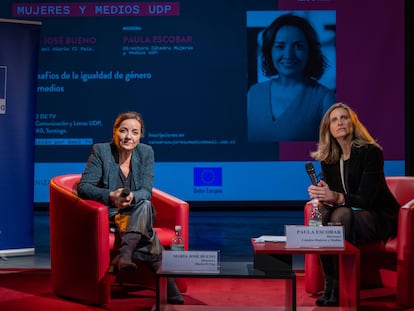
<box><xmin>305</xmin><ymin>162</ymin><xmax>318</xmax><ymax>185</ymax></box>
<box><xmin>121</xmin><ymin>187</ymin><xmax>131</xmax><ymax>197</ymax></box>
<box><xmin>305</xmin><ymin>162</ymin><xmax>315</xmax><ymax>174</ymax></box>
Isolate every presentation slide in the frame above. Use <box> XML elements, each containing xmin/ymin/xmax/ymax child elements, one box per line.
<box><xmin>0</xmin><ymin>0</ymin><xmax>405</xmax><ymax>204</ymax></box>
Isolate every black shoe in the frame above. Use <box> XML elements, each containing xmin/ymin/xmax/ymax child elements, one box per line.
<box><xmin>118</xmin><ymin>258</ymin><xmax>137</xmax><ymax>272</ymax></box>
<box><xmin>167</xmin><ymin>294</ymin><xmax>184</xmax><ymax>305</ymax></box>
<box><xmin>109</xmin><ymin>255</ymin><xmax>121</xmax><ymax>274</ymax></box>
<box><xmin>315</xmin><ymin>289</ymin><xmax>332</xmax><ymax>306</ymax></box>
<box><xmin>109</xmin><ymin>254</ymin><xmax>137</xmax><ymax>274</ymax></box>
<box><xmin>167</xmin><ymin>278</ymin><xmax>184</xmax><ymax>304</ymax></box>
<box><xmin>324</xmin><ymin>288</ymin><xmax>339</xmax><ymax>306</ymax></box>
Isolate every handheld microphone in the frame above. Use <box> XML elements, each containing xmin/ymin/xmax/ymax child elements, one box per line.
<box><xmin>305</xmin><ymin>162</ymin><xmax>319</xmax><ymax>186</ymax></box>
<box><xmin>120</xmin><ymin>187</ymin><xmax>131</xmax><ymax>197</ymax></box>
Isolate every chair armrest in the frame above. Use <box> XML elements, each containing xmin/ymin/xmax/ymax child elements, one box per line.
<box><xmin>49</xmin><ymin>175</ymin><xmax>110</xmax><ymax>305</ymax></box>
<box><xmin>304</xmin><ymin>200</ymin><xmax>313</xmax><ymax>225</ymax></box>
<box><xmin>396</xmin><ymin>198</ymin><xmax>414</xmax><ymax>306</ymax></box>
<box><xmin>386</xmin><ymin>176</ymin><xmax>414</xmax><ymax>207</ymax></box>
<box><xmin>151</xmin><ymin>188</ymin><xmax>189</xmax><ymax>250</ymax></box>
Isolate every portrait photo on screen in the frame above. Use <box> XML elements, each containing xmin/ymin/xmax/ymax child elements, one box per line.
<box><xmin>247</xmin><ymin>10</ymin><xmax>336</xmax><ymax>143</ymax></box>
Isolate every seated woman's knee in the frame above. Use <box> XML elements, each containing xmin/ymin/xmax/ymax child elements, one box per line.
<box><xmin>331</xmin><ymin>207</ymin><xmax>353</xmax><ymax>225</ymax></box>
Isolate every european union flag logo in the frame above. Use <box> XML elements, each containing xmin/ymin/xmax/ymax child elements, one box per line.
<box><xmin>194</xmin><ymin>167</ymin><xmax>222</xmax><ymax>186</ymax></box>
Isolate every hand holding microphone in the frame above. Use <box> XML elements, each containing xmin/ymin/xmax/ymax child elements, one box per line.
<box><xmin>120</xmin><ymin>187</ymin><xmax>131</xmax><ymax>197</ymax></box>
<box><xmin>109</xmin><ymin>187</ymin><xmax>133</xmax><ymax>209</ymax></box>
<box><xmin>305</xmin><ymin>163</ymin><xmax>336</xmax><ymax>203</ymax></box>
<box><xmin>118</xmin><ymin>187</ymin><xmax>132</xmax><ymax>209</ymax></box>
<box><xmin>305</xmin><ymin>162</ymin><xmax>322</xmax><ymax>201</ymax></box>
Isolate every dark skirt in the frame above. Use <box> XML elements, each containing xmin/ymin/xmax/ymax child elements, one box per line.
<box><xmin>319</xmin><ymin>204</ymin><xmax>385</xmax><ymax>245</ymax></box>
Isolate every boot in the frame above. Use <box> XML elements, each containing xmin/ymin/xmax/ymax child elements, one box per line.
<box><xmin>167</xmin><ymin>278</ymin><xmax>184</xmax><ymax>304</ymax></box>
<box><xmin>110</xmin><ymin>232</ymin><xmax>140</xmax><ymax>274</ymax></box>
<box><xmin>324</xmin><ymin>279</ymin><xmax>339</xmax><ymax>306</ymax></box>
<box><xmin>315</xmin><ymin>276</ymin><xmax>333</xmax><ymax>306</ymax></box>
<box><xmin>316</xmin><ymin>255</ymin><xmax>339</xmax><ymax>307</ymax></box>
<box><xmin>149</xmin><ymin>258</ymin><xmax>184</xmax><ymax>304</ymax></box>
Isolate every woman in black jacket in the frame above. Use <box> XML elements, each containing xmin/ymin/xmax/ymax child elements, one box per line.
<box><xmin>307</xmin><ymin>102</ymin><xmax>400</xmax><ymax>306</ymax></box>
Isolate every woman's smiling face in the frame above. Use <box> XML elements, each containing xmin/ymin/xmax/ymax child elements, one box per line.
<box><xmin>271</xmin><ymin>25</ymin><xmax>309</xmax><ymax>79</ymax></box>
<box><xmin>114</xmin><ymin>118</ymin><xmax>141</xmax><ymax>151</ymax></box>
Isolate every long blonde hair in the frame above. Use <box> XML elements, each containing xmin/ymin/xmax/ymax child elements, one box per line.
<box><xmin>310</xmin><ymin>102</ymin><xmax>381</xmax><ymax>164</ymax></box>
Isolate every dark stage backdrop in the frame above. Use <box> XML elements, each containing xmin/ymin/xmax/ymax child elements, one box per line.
<box><xmin>0</xmin><ymin>0</ymin><xmax>407</xmax><ymax>205</ymax></box>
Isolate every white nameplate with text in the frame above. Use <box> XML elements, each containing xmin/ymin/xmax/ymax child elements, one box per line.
<box><xmin>162</xmin><ymin>250</ymin><xmax>220</xmax><ymax>273</ymax></box>
<box><xmin>285</xmin><ymin>225</ymin><xmax>344</xmax><ymax>248</ymax></box>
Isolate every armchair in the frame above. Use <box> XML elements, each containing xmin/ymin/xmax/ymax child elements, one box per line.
<box><xmin>49</xmin><ymin>174</ymin><xmax>189</xmax><ymax>306</ymax></box>
<box><xmin>304</xmin><ymin>176</ymin><xmax>414</xmax><ymax>307</ymax></box>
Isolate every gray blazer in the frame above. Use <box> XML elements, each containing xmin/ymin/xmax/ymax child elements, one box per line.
<box><xmin>77</xmin><ymin>141</ymin><xmax>154</xmax><ymax>206</ymax></box>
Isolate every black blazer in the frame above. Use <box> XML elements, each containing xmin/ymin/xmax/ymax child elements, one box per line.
<box><xmin>321</xmin><ymin>144</ymin><xmax>400</xmax><ymax>240</ymax></box>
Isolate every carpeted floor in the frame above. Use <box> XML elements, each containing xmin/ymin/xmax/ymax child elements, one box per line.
<box><xmin>0</xmin><ymin>268</ymin><xmax>411</xmax><ymax>311</ymax></box>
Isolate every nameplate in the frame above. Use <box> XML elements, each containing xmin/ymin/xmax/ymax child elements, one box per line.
<box><xmin>285</xmin><ymin>225</ymin><xmax>344</xmax><ymax>248</ymax></box>
<box><xmin>162</xmin><ymin>250</ymin><xmax>220</xmax><ymax>273</ymax></box>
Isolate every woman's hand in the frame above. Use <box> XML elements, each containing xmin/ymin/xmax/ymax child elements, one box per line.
<box><xmin>308</xmin><ymin>180</ymin><xmax>338</xmax><ymax>203</ymax></box>
<box><xmin>109</xmin><ymin>188</ymin><xmax>134</xmax><ymax>209</ymax></box>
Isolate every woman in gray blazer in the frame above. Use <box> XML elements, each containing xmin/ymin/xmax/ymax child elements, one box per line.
<box><xmin>77</xmin><ymin>111</ymin><xmax>183</xmax><ymax>304</ymax></box>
